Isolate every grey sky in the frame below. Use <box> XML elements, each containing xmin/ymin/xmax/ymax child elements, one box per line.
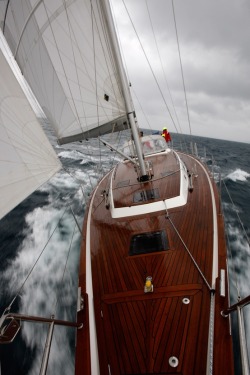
<box><xmin>111</xmin><ymin>0</ymin><xmax>250</xmax><ymax>143</ymax></box>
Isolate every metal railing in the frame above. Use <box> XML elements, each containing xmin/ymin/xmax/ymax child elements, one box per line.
<box><xmin>222</xmin><ymin>295</ymin><xmax>250</xmax><ymax>375</ymax></box>
<box><xmin>0</xmin><ymin>311</ymin><xmax>83</xmax><ymax>375</ymax></box>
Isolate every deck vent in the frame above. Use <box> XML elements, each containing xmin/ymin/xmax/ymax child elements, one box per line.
<box><xmin>133</xmin><ymin>188</ymin><xmax>159</xmax><ymax>203</ymax></box>
<box><xmin>129</xmin><ymin>230</ymin><xmax>169</xmax><ymax>256</ymax></box>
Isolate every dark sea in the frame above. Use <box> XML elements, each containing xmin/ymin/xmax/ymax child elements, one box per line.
<box><xmin>0</xmin><ymin>127</ymin><xmax>249</xmax><ymax>374</ymax></box>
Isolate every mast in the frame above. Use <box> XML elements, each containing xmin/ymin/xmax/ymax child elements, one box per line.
<box><xmin>102</xmin><ymin>0</ymin><xmax>147</xmax><ymax>179</ymax></box>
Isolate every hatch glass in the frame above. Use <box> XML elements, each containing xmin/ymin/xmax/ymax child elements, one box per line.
<box><xmin>129</xmin><ymin>230</ymin><xmax>169</xmax><ymax>256</ymax></box>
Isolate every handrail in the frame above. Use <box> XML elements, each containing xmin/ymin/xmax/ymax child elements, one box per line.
<box><xmin>0</xmin><ymin>311</ymin><xmax>83</xmax><ymax>374</ymax></box>
<box><xmin>222</xmin><ymin>295</ymin><xmax>250</xmax><ymax>375</ymax></box>
<box><xmin>0</xmin><ymin>312</ymin><xmax>82</xmax><ymax>345</ymax></box>
<box><xmin>3</xmin><ymin>312</ymin><xmax>82</xmax><ymax>328</ymax></box>
<box><xmin>221</xmin><ymin>294</ymin><xmax>250</xmax><ymax>316</ymax></box>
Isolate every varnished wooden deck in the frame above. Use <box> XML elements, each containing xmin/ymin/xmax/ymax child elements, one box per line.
<box><xmin>76</xmin><ymin>150</ymin><xmax>234</xmax><ymax>375</ymax></box>
<box><xmin>112</xmin><ymin>153</ymin><xmax>180</xmax><ymax>208</ymax></box>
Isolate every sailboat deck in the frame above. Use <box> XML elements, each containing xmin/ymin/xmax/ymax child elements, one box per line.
<box><xmin>77</xmin><ymin>150</ymin><xmax>234</xmax><ymax>375</ymax></box>
<box><xmin>112</xmin><ymin>152</ymin><xmax>180</xmax><ymax>208</ymax></box>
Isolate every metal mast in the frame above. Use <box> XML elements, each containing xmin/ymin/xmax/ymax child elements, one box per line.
<box><xmin>102</xmin><ymin>0</ymin><xmax>147</xmax><ymax>179</ymax></box>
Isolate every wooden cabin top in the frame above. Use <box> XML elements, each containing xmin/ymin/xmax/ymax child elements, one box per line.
<box><xmin>112</xmin><ymin>151</ymin><xmax>180</xmax><ymax>208</ymax></box>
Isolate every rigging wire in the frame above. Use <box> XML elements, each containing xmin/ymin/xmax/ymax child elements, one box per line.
<box><xmin>225</xmin><ymin>229</ymin><xmax>241</xmax><ymax>300</ymax></box>
<box><xmin>131</xmin><ymin>87</ymin><xmax>152</xmax><ymax>130</ymax></box>
<box><xmin>91</xmin><ymin>1</ymin><xmax>133</xmax><ymax>184</ymax></box>
<box><xmin>145</xmin><ymin>0</ymin><xmax>182</xmax><ymax>134</ymax></box>
<box><xmin>109</xmin><ymin>0</ymin><xmax>137</xmax><ymax>138</ymax></box>
<box><xmin>220</xmin><ymin>177</ymin><xmax>250</xmax><ymax>301</ymax></box>
<box><xmin>166</xmin><ymin>213</ymin><xmax>212</xmax><ymax>291</ymax></box>
<box><xmin>51</xmin><ymin>221</ymin><xmax>77</xmax><ymax>317</ymax></box>
<box><xmin>62</xmin><ymin>0</ymin><xmax>88</xmax><ymax>135</ymax></box>
<box><xmin>2</xmin><ymin>164</ymin><xmax>88</xmax><ymax>314</ymax></box>
<box><xmin>2</xmin><ymin>0</ymin><xmax>10</xmax><ymax>34</ymax></box>
<box><xmin>98</xmin><ymin>1</ymin><xmax>126</xmax><ymax>119</ymax></box>
<box><xmin>5</xmin><ymin>206</ymin><xmax>71</xmax><ymax>312</ymax></box>
<box><xmin>44</xmin><ymin>2</ymin><xmax>83</xmax><ymax>133</ymax></box>
<box><xmin>222</xmin><ymin>179</ymin><xmax>250</xmax><ymax>246</ymax></box>
<box><xmin>205</xmin><ymin>153</ymin><xmax>249</xmax><ymax>301</ymax></box>
<box><xmin>90</xmin><ymin>0</ymin><xmax>115</xmax><ymax>182</ymax></box>
<box><xmin>3</xmin><ymin>171</ymin><xmax>87</xmax><ymax>316</ymax></box>
<box><xmin>91</xmin><ymin>1</ymin><xmax>126</xmax><ymax>181</ymax></box>
<box><xmin>62</xmin><ymin>165</ymin><xmax>90</xmax><ymax>198</ymax></box>
<box><xmin>171</xmin><ymin>0</ymin><xmax>192</xmax><ymax>137</ymax></box>
<box><xmin>121</xmin><ymin>0</ymin><xmax>179</xmax><ymax>135</ymax></box>
<box><xmin>90</xmin><ymin>0</ymin><xmax>104</xmax><ymax>178</ymax></box>
<box><xmin>63</xmin><ymin>0</ymin><xmax>122</xmax><ymax>162</ymax></box>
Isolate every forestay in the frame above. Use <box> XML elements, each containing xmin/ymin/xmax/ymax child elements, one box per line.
<box><xmin>0</xmin><ymin>49</ymin><xmax>61</xmax><ymax>220</ymax></box>
<box><xmin>0</xmin><ymin>0</ymin><xmax>127</xmax><ymax>144</ymax></box>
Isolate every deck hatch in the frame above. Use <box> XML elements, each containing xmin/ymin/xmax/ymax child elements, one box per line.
<box><xmin>129</xmin><ymin>230</ymin><xmax>169</xmax><ymax>256</ymax></box>
<box><xmin>133</xmin><ymin>188</ymin><xmax>160</xmax><ymax>203</ymax></box>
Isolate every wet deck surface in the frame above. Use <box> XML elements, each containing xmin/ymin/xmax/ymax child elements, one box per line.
<box><xmin>112</xmin><ymin>152</ymin><xmax>180</xmax><ymax>208</ymax></box>
<box><xmin>77</xmin><ymin>150</ymin><xmax>234</xmax><ymax>375</ymax></box>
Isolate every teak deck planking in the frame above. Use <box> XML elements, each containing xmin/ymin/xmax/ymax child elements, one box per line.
<box><xmin>76</xmin><ymin>150</ymin><xmax>234</xmax><ymax>375</ymax></box>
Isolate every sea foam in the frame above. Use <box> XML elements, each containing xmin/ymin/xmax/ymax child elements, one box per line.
<box><xmin>226</xmin><ymin>169</ymin><xmax>250</xmax><ymax>182</ymax></box>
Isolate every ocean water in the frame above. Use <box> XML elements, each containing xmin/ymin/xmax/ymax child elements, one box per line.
<box><xmin>0</xmin><ymin>128</ymin><xmax>249</xmax><ymax>374</ymax></box>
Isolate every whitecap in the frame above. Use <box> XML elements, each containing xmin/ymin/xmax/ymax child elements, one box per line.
<box><xmin>58</xmin><ymin>150</ymin><xmax>84</xmax><ymax>160</ymax></box>
<box><xmin>226</xmin><ymin>169</ymin><xmax>250</xmax><ymax>182</ymax></box>
<box><xmin>1</xmin><ymin>205</ymin><xmax>80</xmax><ymax>375</ymax></box>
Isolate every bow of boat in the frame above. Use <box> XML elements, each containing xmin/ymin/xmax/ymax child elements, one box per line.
<box><xmin>76</xmin><ymin>143</ymin><xmax>234</xmax><ymax>375</ymax></box>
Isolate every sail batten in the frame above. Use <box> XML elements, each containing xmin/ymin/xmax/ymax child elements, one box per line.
<box><xmin>0</xmin><ymin>0</ymin><xmax>127</xmax><ymax>144</ymax></box>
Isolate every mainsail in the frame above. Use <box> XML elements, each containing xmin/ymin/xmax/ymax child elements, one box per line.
<box><xmin>0</xmin><ymin>48</ymin><xmax>61</xmax><ymax>220</ymax></box>
<box><xmin>0</xmin><ymin>0</ymin><xmax>127</xmax><ymax>145</ymax></box>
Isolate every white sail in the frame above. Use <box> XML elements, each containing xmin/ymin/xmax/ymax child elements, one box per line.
<box><xmin>0</xmin><ymin>48</ymin><xmax>61</xmax><ymax>220</ymax></box>
<box><xmin>0</xmin><ymin>0</ymin><xmax>127</xmax><ymax>145</ymax></box>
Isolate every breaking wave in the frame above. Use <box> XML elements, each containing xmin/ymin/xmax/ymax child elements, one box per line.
<box><xmin>226</xmin><ymin>169</ymin><xmax>250</xmax><ymax>182</ymax></box>
<box><xmin>1</xmin><ymin>206</ymin><xmax>79</xmax><ymax>374</ymax></box>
